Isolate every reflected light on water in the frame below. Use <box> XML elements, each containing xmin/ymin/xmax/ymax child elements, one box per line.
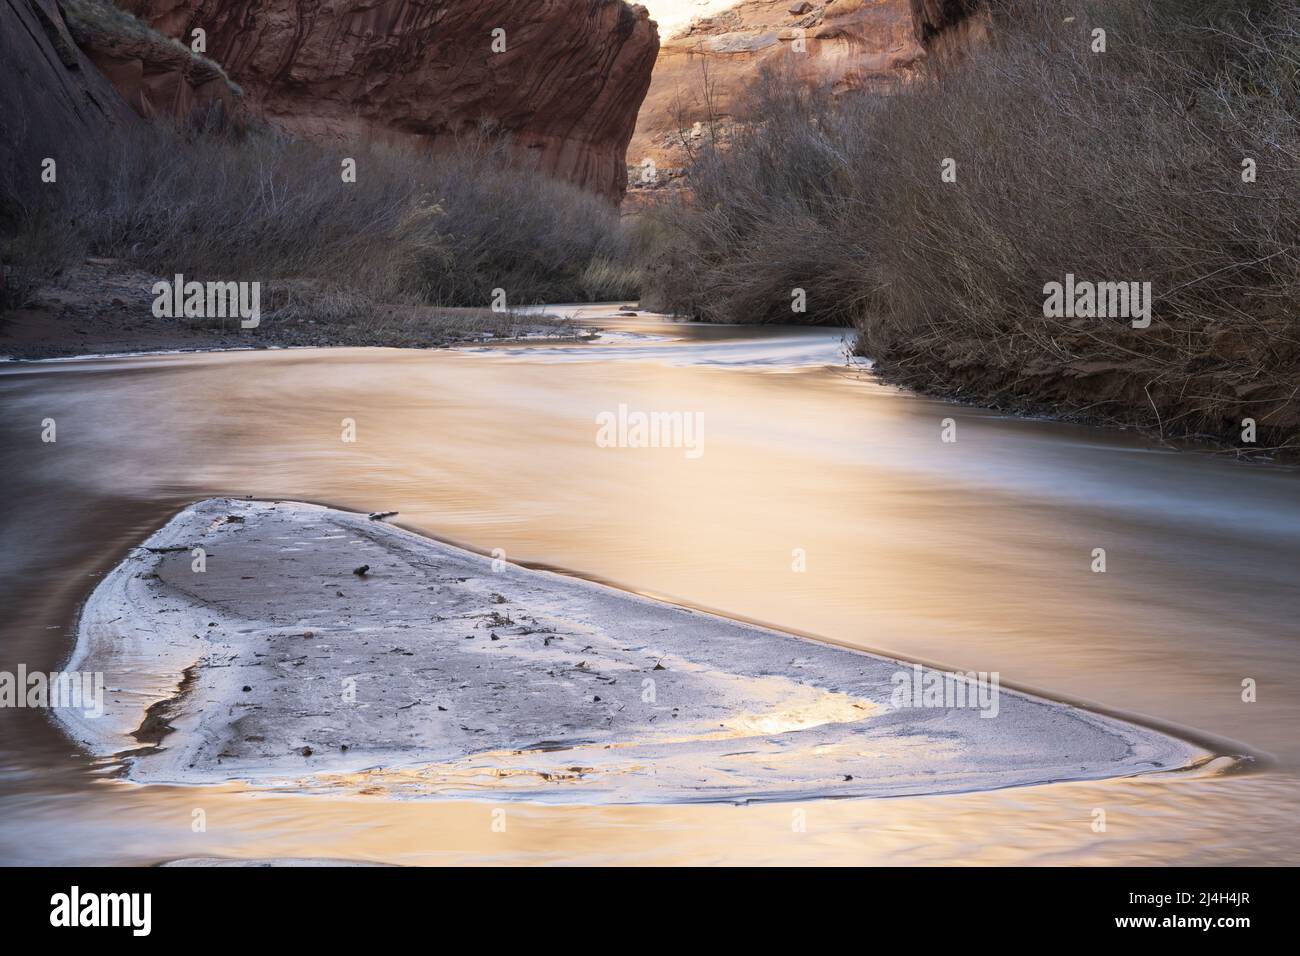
<box><xmin>1</xmin><ymin>313</ymin><xmax>1296</xmax><ymax>864</ymax></box>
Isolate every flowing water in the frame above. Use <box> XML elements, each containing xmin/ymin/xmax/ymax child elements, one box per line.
<box><xmin>1</xmin><ymin>308</ymin><xmax>1296</xmax><ymax>865</ymax></box>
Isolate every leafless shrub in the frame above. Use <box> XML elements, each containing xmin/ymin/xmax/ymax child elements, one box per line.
<box><xmin>2</xmin><ymin>123</ymin><xmax>639</xmax><ymax>314</ymax></box>
<box><xmin>642</xmin><ymin>0</ymin><xmax>1300</xmax><ymax>453</ymax></box>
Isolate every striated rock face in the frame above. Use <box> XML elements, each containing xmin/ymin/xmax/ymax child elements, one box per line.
<box><xmin>114</xmin><ymin>0</ymin><xmax>661</xmax><ymax>198</ymax></box>
<box><xmin>629</xmin><ymin>0</ymin><xmax>985</xmax><ymax>185</ymax></box>
<box><xmin>0</xmin><ymin>0</ymin><xmax>138</xmax><ymax>220</ymax></box>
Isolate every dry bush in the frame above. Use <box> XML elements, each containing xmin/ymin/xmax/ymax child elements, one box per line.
<box><xmin>640</xmin><ymin>75</ymin><xmax>874</xmax><ymax>324</ymax></box>
<box><xmin>1</xmin><ymin>123</ymin><xmax>639</xmax><ymax>314</ymax></box>
<box><xmin>642</xmin><ymin>0</ymin><xmax>1300</xmax><ymax>453</ymax></box>
<box><xmin>60</xmin><ymin>0</ymin><xmax>238</xmax><ymax>88</ymax></box>
<box><xmin>401</xmin><ymin>135</ymin><xmax>640</xmax><ymax>305</ymax></box>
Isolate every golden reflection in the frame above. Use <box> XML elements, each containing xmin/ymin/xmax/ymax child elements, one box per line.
<box><xmin>2</xmin><ymin>320</ymin><xmax>1298</xmax><ymax>864</ymax></box>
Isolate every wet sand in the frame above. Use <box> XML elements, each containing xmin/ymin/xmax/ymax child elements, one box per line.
<box><xmin>58</xmin><ymin>498</ymin><xmax>1203</xmax><ymax>803</ymax></box>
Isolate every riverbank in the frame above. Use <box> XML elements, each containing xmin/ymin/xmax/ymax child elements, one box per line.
<box><xmin>862</xmin><ymin>340</ymin><xmax>1300</xmax><ymax>465</ymax></box>
<box><xmin>57</xmin><ymin>496</ymin><xmax>1205</xmax><ymax>802</ymax></box>
<box><xmin>636</xmin><ymin>0</ymin><xmax>1300</xmax><ymax>461</ymax></box>
<box><xmin>2</xmin><ymin>120</ymin><xmax>643</xmax><ymax>361</ymax></box>
<box><xmin>0</xmin><ymin>261</ymin><xmax>591</xmax><ymax>360</ymax></box>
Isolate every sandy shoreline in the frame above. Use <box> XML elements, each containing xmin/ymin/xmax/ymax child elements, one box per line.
<box><xmin>56</xmin><ymin>498</ymin><xmax>1206</xmax><ymax>803</ymax></box>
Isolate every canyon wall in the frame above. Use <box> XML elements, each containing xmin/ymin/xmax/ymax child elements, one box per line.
<box><xmin>0</xmin><ymin>0</ymin><xmax>137</xmax><ymax>218</ymax></box>
<box><xmin>5</xmin><ymin>0</ymin><xmax>977</xmax><ymax>214</ymax></box>
<box><xmin>113</xmin><ymin>0</ymin><xmax>661</xmax><ymax>198</ymax></box>
<box><xmin>629</xmin><ymin>0</ymin><xmax>985</xmax><ymax>183</ymax></box>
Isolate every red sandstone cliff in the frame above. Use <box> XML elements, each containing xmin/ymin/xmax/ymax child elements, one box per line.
<box><xmin>112</xmin><ymin>0</ymin><xmax>661</xmax><ymax>198</ymax></box>
<box><xmin>629</xmin><ymin>0</ymin><xmax>984</xmax><ymax>183</ymax></box>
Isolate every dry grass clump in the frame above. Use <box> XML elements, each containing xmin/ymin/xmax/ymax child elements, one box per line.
<box><xmin>60</xmin><ymin>0</ymin><xmax>237</xmax><ymax>88</ymax></box>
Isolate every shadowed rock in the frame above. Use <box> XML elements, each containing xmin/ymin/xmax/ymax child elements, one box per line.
<box><xmin>0</xmin><ymin>0</ymin><xmax>137</xmax><ymax>221</ymax></box>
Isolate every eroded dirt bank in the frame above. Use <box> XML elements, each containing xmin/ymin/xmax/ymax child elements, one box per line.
<box><xmin>862</xmin><ymin>317</ymin><xmax>1300</xmax><ymax>463</ymax></box>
